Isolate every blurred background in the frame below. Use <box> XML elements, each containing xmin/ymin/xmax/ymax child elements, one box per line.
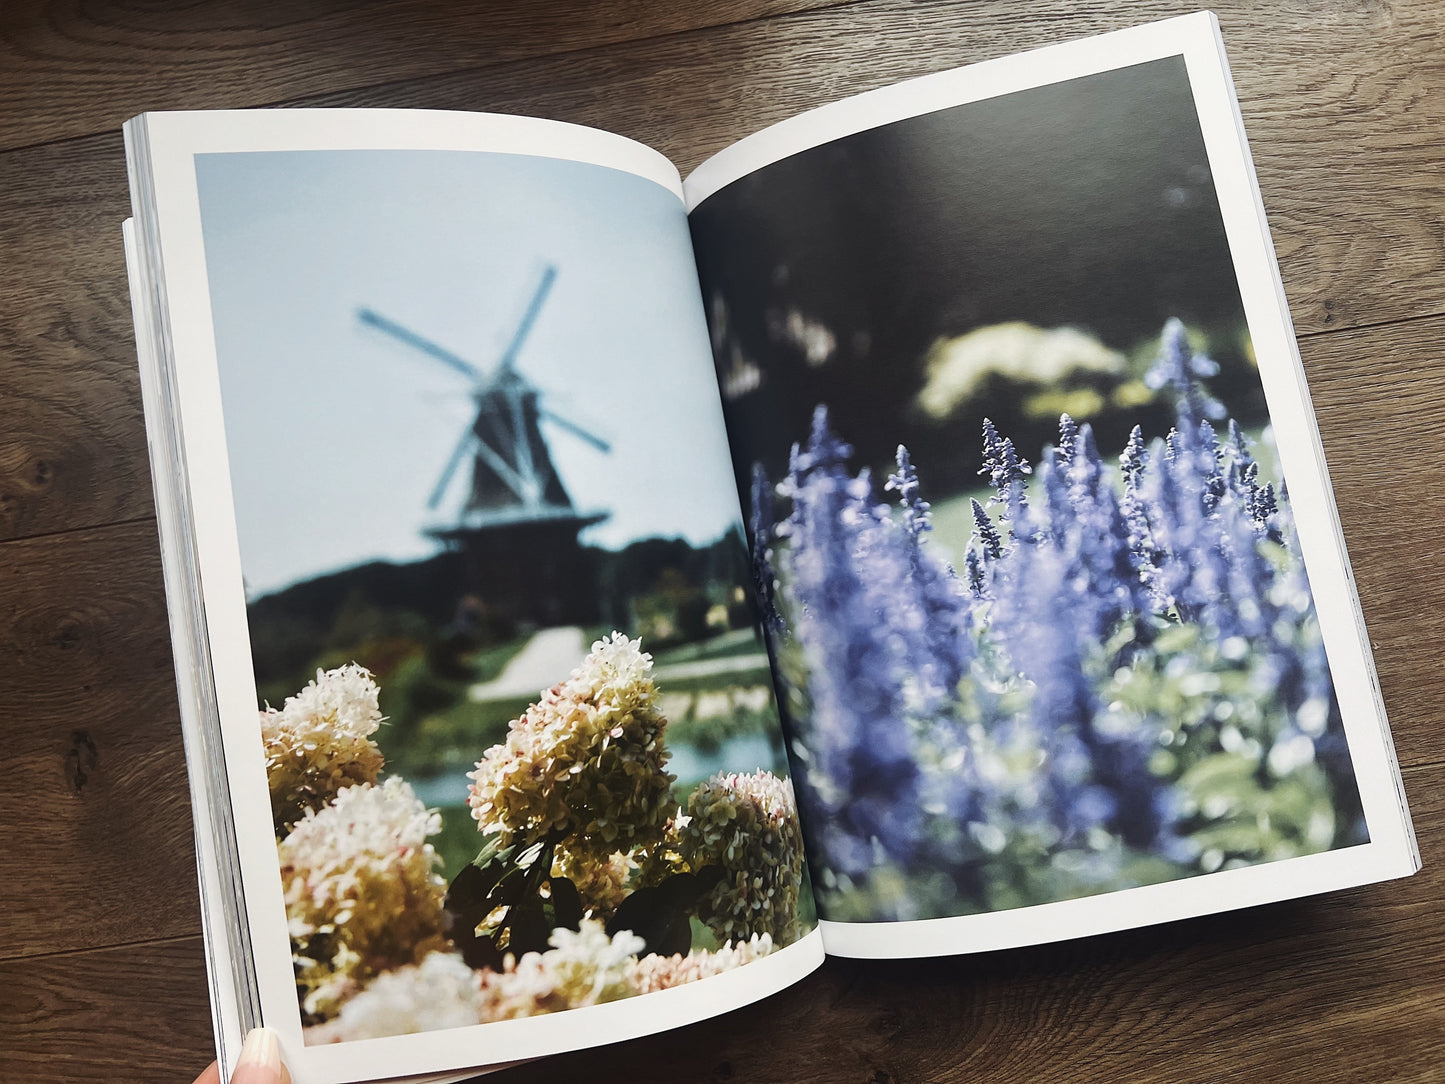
<box><xmin>691</xmin><ymin>55</ymin><xmax>1270</xmax><ymax>550</ymax></box>
<box><xmin>195</xmin><ymin>147</ymin><xmax>790</xmax><ymax>877</ymax></box>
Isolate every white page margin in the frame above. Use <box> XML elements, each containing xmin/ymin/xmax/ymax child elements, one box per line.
<box><xmin>135</xmin><ymin>108</ymin><xmax>824</xmax><ymax>1084</ymax></box>
<box><xmin>682</xmin><ymin>12</ymin><xmax>1418</xmax><ymax>957</ymax></box>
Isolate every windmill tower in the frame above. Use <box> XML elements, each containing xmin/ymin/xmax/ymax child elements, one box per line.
<box><xmin>359</xmin><ymin>265</ymin><xmax>610</xmax><ymax>627</ymax></box>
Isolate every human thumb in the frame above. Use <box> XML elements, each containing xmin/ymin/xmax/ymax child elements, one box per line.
<box><xmin>232</xmin><ymin>1028</ymin><xmax>291</xmax><ymax>1084</ymax></box>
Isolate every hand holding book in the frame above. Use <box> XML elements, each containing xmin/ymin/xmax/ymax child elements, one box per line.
<box><xmin>194</xmin><ymin>1028</ymin><xmax>291</xmax><ymax>1084</ymax></box>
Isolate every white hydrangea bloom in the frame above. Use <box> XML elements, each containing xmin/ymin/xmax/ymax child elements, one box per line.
<box><xmin>566</xmin><ymin>631</ymin><xmax>655</xmax><ymax>701</ymax></box>
<box><xmin>677</xmin><ymin>770</ymin><xmax>805</xmax><ymax>945</ymax></box>
<box><xmin>545</xmin><ymin>921</ymin><xmax>647</xmax><ymax>991</ymax></box>
<box><xmin>281</xmin><ymin>662</ymin><xmax>384</xmax><ymax>737</ymax></box>
<box><xmin>628</xmin><ymin>934</ymin><xmax>777</xmax><ymax>994</ymax></box>
<box><xmin>305</xmin><ymin>953</ymin><xmax>486</xmax><ymax>1043</ymax></box>
<box><xmin>467</xmin><ymin>632</ymin><xmax>675</xmax><ymax>863</ymax></box>
<box><xmin>474</xmin><ymin>919</ymin><xmax>646</xmax><ymax>1020</ymax></box>
<box><xmin>280</xmin><ymin>777</ymin><xmax>449</xmax><ymax>1021</ymax></box>
<box><xmin>263</xmin><ymin>663</ymin><xmax>386</xmax><ymax>832</ymax></box>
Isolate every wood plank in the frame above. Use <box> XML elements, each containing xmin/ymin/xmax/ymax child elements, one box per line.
<box><xmin>291</xmin><ymin>0</ymin><xmax>1444</xmax><ymax>334</ymax></box>
<box><xmin>2</xmin><ymin>1</ymin><xmax>1444</xmax><ymax>544</ymax></box>
<box><xmin>0</xmin><ymin>937</ymin><xmax>213</xmax><ymax>1083</ymax></box>
<box><xmin>1301</xmin><ymin>315</ymin><xmax>1445</xmax><ymax>772</ymax></box>
<box><xmin>0</xmin><ymin>520</ymin><xmax>201</xmax><ymax>961</ymax></box>
<box><xmin>491</xmin><ymin>761</ymin><xmax>1444</xmax><ymax>1084</ymax></box>
<box><xmin>0</xmin><ymin>136</ymin><xmax>148</xmax><ymax>543</ymax></box>
<box><xmin>1</xmin><ymin>765</ymin><xmax>1437</xmax><ymax>1082</ymax></box>
<box><xmin>0</xmin><ymin>0</ymin><xmax>852</xmax><ymax>151</ymax></box>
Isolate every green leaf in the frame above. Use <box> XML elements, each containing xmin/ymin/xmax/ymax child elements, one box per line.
<box><xmin>470</xmin><ymin>834</ymin><xmax>508</xmax><ymax>870</ymax></box>
<box><xmin>447</xmin><ymin>832</ymin><xmax>597</xmax><ymax>970</ymax></box>
<box><xmin>444</xmin><ymin>864</ymin><xmax>507</xmax><ymax>972</ymax></box>
<box><xmin>547</xmin><ymin>876</ymin><xmax>584</xmax><ymax>931</ymax></box>
<box><xmin>506</xmin><ymin>899</ymin><xmax>554</xmax><ymax>956</ymax></box>
<box><xmin>453</xmin><ymin>922</ymin><xmax>505</xmax><ymax>972</ymax></box>
<box><xmin>606</xmin><ymin>866</ymin><xmax>725</xmax><ymax>956</ymax></box>
<box><xmin>447</xmin><ymin>858</ymin><xmax>502</xmax><ymax>913</ymax></box>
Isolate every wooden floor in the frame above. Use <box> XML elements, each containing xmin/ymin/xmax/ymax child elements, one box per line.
<box><xmin>3</xmin><ymin>1</ymin><xmax>1444</xmax><ymax>1080</ymax></box>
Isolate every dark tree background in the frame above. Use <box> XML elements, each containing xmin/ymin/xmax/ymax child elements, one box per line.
<box><xmin>690</xmin><ymin>56</ymin><xmax>1264</xmax><ymax>497</ymax></box>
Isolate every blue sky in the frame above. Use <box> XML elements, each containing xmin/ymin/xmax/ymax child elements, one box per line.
<box><xmin>195</xmin><ymin>149</ymin><xmax>741</xmax><ymax>597</ymax></box>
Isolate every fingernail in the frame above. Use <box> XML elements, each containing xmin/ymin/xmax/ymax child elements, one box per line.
<box><xmin>237</xmin><ymin>1028</ymin><xmax>282</xmax><ymax>1073</ymax></box>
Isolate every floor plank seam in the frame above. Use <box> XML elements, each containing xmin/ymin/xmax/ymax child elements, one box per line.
<box><xmin>1297</xmin><ymin>307</ymin><xmax>1445</xmax><ymax>341</ymax></box>
<box><xmin>0</xmin><ymin>0</ymin><xmax>869</xmax><ymax>158</ymax></box>
<box><xmin>0</xmin><ymin>931</ymin><xmax>200</xmax><ymax>967</ymax></box>
<box><xmin>1400</xmin><ymin>761</ymin><xmax>1442</xmax><ymax>776</ymax></box>
<box><xmin>0</xmin><ymin>514</ymin><xmax>156</xmax><ymax>551</ymax></box>
<box><xmin>280</xmin><ymin>0</ymin><xmax>873</xmax><ymax>116</ymax></box>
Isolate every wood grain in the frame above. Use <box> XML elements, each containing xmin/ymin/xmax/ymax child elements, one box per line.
<box><xmin>1</xmin><ymin>0</ymin><xmax>1443</xmax><ymax>1081</ymax></box>
<box><xmin>291</xmin><ymin>0</ymin><xmax>1445</xmax><ymax>332</ymax></box>
<box><xmin>0</xmin><ymin>0</ymin><xmax>852</xmax><ymax>151</ymax></box>
<box><xmin>1301</xmin><ymin>315</ymin><xmax>1445</xmax><ymax>770</ymax></box>
<box><xmin>0</xmin><ymin>937</ymin><xmax>213</xmax><ymax>1083</ymax></box>
<box><xmin>1</xmin><ymin>768</ymin><xmax>1437</xmax><ymax>1082</ymax></box>
<box><xmin>481</xmin><ymin>763</ymin><xmax>1445</xmax><ymax>1084</ymax></box>
<box><xmin>3</xmin><ymin>0</ymin><xmax>1444</xmax><ymax>548</ymax></box>
<box><xmin>0</xmin><ymin>136</ymin><xmax>146</xmax><ymax>543</ymax></box>
<box><xmin>0</xmin><ymin>520</ymin><xmax>201</xmax><ymax>962</ymax></box>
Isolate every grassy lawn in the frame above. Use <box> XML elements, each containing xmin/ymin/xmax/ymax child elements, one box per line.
<box><xmin>471</xmin><ymin>637</ymin><xmax>531</xmax><ymax>683</ymax></box>
<box><xmin>653</xmin><ymin>627</ymin><xmax>766</xmax><ymax>665</ymax></box>
<box><xmin>431</xmin><ymin>802</ymin><xmax>483</xmax><ymax>880</ymax></box>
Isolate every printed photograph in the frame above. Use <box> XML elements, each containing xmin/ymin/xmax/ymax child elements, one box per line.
<box><xmin>194</xmin><ymin>147</ymin><xmax>813</xmax><ymax>1042</ymax></box>
<box><xmin>689</xmin><ymin>57</ymin><xmax>1367</xmax><ymax>924</ymax></box>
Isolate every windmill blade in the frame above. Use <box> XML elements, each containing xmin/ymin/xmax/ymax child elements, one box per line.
<box><xmin>495</xmin><ymin>264</ymin><xmax>557</xmax><ymax>373</ymax></box>
<box><xmin>539</xmin><ymin>407</ymin><xmax>612</xmax><ymax>453</ymax></box>
<box><xmin>471</xmin><ymin>435</ymin><xmax>539</xmax><ymax>507</ymax></box>
<box><xmin>427</xmin><ymin>423</ymin><xmax>478</xmax><ymax>510</ymax></box>
<box><xmin>358</xmin><ymin>307</ymin><xmax>485</xmax><ymax>383</ymax></box>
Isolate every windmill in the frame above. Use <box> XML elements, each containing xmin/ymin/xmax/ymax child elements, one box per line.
<box><xmin>358</xmin><ymin>265</ymin><xmax>610</xmax><ymax>626</ymax></box>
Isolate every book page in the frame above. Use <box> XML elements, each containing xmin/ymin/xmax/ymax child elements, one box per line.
<box><xmin>129</xmin><ymin>109</ymin><xmax>822</xmax><ymax>1084</ymax></box>
<box><xmin>684</xmin><ymin>13</ymin><xmax>1417</xmax><ymax>959</ymax></box>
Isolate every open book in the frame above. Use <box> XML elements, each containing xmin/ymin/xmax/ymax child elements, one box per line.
<box><xmin>122</xmin><ymin>12</ymin><xmax>1419</xmax><ymax>1084</ymax></box>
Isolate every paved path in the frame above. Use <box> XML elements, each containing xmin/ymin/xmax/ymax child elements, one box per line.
<box><xmin>468</xmin><ymin>625</ymin><xmax>588</xmax><ymax>701</ymax></box>
<box><xmin>468</xmin><ymin>625</ymin><xmax>772</xmax><ymax>702</ymax></box>
<box><xmin>652</xmin><ymin>653</ymin><xmax>771</xmax><ymax>682</ymax></box>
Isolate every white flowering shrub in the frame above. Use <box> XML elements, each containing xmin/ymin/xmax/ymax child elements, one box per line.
<box><xmin>305</xmin><ymin>923</ymin><xmax>778</xmax><ymax>1042</ymax></box>
<box><xmin>455</xmin><ymin>633</ymin><xmax>804</xmax><ymax>967</ymax></box>
<box><xmin>262</xmin><ymin>640</ymin><xmax>803</xmax><ymax>1041</ymax></box>
<box><xmin>627</xmin><ymin>933</ymin><xmax>777</xmax><ymax>994</ymax></box>
<box><xmin>279</xmin><ymin>777</ymin><xmax>449</xmax><ymax>1021</ymax></box>
<box><xmin>472</xmin><ymin>920</ymin><xmax>646</xmax><ymax>1020</ymax></box>
<box><xmin>262</xmin><ymin>663</ymin><xmax>385</xmax><ymax>832</ymax></box>
<box><xmin>466</xmin><ymin>632</ymin><xmax>675</xmax><ymax>863</ymax></box>
<box><xmin>675</xmin><ymin>771</ymin><xmax>805</xmax><ymax>945</ymax></box>
<box><xmin>304</xmin><ymin>952</ymin><xmax>487</xmax><ymax>1042</ymax></box>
